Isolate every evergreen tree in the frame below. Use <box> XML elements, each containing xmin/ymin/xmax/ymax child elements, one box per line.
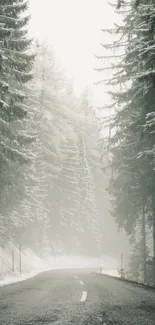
<box><xmin>0</xmin><ymin>1</ymin><xmax>35</xmax><ymax>244</ymax></box>
<box><xmin>97</xmin><ymin>0</ymin><xmax>155</xmax><ymax>283</ymax></box>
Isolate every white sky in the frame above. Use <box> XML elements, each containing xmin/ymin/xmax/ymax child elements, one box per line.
<box><xmin>29</xmin><ymin>0</ymin><xmax>116</xmax><ymax>102</ymax></box>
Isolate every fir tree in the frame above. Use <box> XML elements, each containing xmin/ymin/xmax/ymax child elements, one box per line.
<box><xmin>97</xmin><ymin>0</ymin><xmax>155</xmax><ymax>283</ymax></box>
<box><xmin>0</xmin><ymin>0</ymin><xmax>34</xmax><ymax>244</ymax></box>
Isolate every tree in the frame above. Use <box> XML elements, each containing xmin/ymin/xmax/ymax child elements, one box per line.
<box><xmin>29</xmin><ymin>43</ymin><xmax>103</xmax><ymax>255</ymax></box>
<box><xmin>97</xmin><ymin>0</ymin><xmax>155</xmax><ymax>283</ymax></box>
<box><xmin>0</xmin><ymin>0</ymin><xmax>35</xmax><ymax>244</ymax></box>
<box><xmin>0</xmin><ymin>5</ymin><xmax>103</xmax><ymax>258</ymax></box>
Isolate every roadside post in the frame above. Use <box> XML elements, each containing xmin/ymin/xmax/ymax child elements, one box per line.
<box><xmin>19</xmin><ymin>244</ymin><xmax>21</xmax><ymax>274</ymax></box>
<box><xmin>120</xmin><ymin>253</ymin><xmax>124</xmax><ymax>278</ymax></box>
<box><xmin>12</xmin><ymin>249</ymin><xmax>14</xmax><ymax>272</ymax></box>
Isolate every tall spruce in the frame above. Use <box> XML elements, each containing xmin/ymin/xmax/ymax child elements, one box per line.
<box><xmin>97</xmin><ymin>0</ymin><xmax>155</xmax><ymax>283</ymax></box>
<box><xmin>0</xmin><ymin>1</ymin><xmax>34</xmax><ymax>244</ymax></box>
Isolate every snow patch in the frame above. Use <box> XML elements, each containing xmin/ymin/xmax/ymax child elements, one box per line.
<box><xmin>0</xmin><ymin>244</ymin><xmax>49</xmax><ymax>287</ymax></box>
<box><xmin>0</xmin><ymin>245</ymin><xmax>118</xmax><ymax>287</ymax></box>
<box><xmin>97</xmin><ymin>255</ymin><xmax>120</xmax><ymax>278</ymax></box>
<box><xmin>0</xmin><ymin>271</ymin><xmax>39</xmax><ymax>287</ymax></box>
<box><xmin>100</xmin><ymin>268</ymin><xmax>120</xmax><ymax>277</ymax></box>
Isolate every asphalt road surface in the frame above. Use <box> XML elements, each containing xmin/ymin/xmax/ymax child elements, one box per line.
<box><xmin>1</xmin><ymin>269</ymin><xmax>155</xmax><ymax>325</ymax></box>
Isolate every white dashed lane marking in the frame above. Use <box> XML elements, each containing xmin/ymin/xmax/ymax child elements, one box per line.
<box><xmin>80</xmin><ymin>291</ymin><xmax>87</xmax><ymax>302</ymax></box>
<box><xmin>79</xmin><ymin>280</ymin><xmax>84</xmax><ymax>285</ymax></box>
<box><xmin>73</xmin><ymin>276</ymin><xmax>87</xmax><ymax>302</ymax></box>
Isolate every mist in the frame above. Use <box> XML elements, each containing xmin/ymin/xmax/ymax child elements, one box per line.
<box><xmin>0</xmin><ymin>0</ymin><xmax>131</xmax><ymax>283</ymax></box>
<box><xmin>1</xmin><ymin>1</ymin><xmax>155</xmax><ymax>324</ymax></box>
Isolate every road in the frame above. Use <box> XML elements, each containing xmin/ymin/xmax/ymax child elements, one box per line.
<box><xmin>1</xmin><ymin>269</ymin><xmax>155</xmax><ymax>325</ymax></box>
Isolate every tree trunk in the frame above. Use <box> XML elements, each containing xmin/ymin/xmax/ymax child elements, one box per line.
<box><xmin>152</xmin><ymin>197</ymin><xmax>155</xmax><ymax>285</ymax></box>
<box><xmin>153</xmin><ymin>218</ymin><xmax>155</xmax><ymax>285</ymax></box>
<box><xmin>142</xmin><ymin>198</ymin><xmax>147</xmax><ymax>283</ymax></box>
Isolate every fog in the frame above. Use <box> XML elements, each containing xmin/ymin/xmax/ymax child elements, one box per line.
<box><xmin>0</xmin><ymin>0</ymin><xmax>132</xmax><ymax>286</ymax></box>
<box><xmin>1</xmin><ymin>2</ymin><xmax>155</xmax><ymax>324</ymax></box>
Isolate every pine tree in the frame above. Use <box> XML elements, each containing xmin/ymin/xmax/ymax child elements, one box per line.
<box><xmin>0</xmin><ymin>1</ymin><xmax>34</xmax><ymax>121</ymax></box>
<box><xmin>0</xmin><ymin>1</ymin><xmax>35</xmax><ymax>244</ymax></box>
<box><xmin>97</xmin><ymin>0</ymin><xmax>155</xmax><ymax>283</ymax></box>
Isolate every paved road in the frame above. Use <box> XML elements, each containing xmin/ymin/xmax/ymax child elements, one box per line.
<box><xmin>1</xmin><ymin>269</ymin><xmax>155</xmax><ymax>324</ymax></box>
